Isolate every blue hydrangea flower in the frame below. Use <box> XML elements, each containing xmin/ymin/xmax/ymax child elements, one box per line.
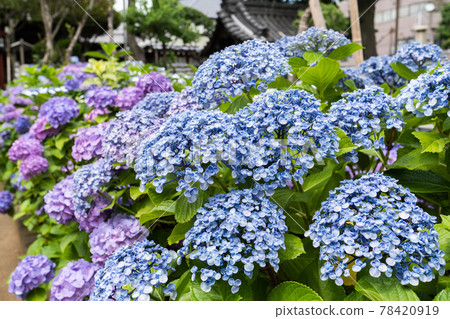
<box><xmin>193</xmin><ymin>39</ymin><xmax>290</xmax><ymax>108</ymax></box>
<box><xmin>88</xmin><ymin>214</ymin><xmax>149</xmax><ymax>266</ymax></box>
<box><xmin>72</xmin><ymin>159</ymin><xmax>113</xmax><ymax>218</ymax></box>
<box><xmin>0</xmin><ymin>190</ymin><xmax>14</xmax><ymax>214</ymax></box>
<box><xmin>393</xmin><ymin>42</ymin><xmax>443</xmax><ymax>72</ymax></box>
<box><xmin>50</xmin><ymin>259</ymin><xmax>99</xmax><ymax>301</ymax></box>
<box><xmin>90</xmin><ymin>239</ymin><xmax>177</xmax><ymax>301</ymax></box>
<box><xmin>136</xmin><ymin>72</ymin><xmax>174</xmax><ymax>94</ymax></box>
<box><xmin>75</xmin><ymin>195</ymin><xmax>112</xmax><ymax>233</ymax></box>
<box><xmin>339</xmin><ymin>68</ymin><xmax>375</xmax><ymax>90</ymax></box>
<box><xmin>179</xmin><ymin>189</ymin><xmax>287</xmax><ymax>293</ymax></box>
<box><xmin>358</xmin><ymin>55</ymin><xmax>405</xmax><ymax>88</ymax></box>
<box><xmin>72</xmin><ymin>123</ymin><xmax>106</xmax><ymax>162</ymax></box>
<box><xmin>39</xmin><ymin>97</ymin><xmax>79</xmax><ymax>128</ymax></box>
<box><xmin>9</xmin><ymin>255</ymin><xmax>56</xmax><ymax>299</ymax></box>
<box><xmin>102</xmin><ymin>109</ymin><xmax>163</xmax><ymax>163</ymax></box>
<box><xmin>275</xmin><ymin>27</ymin><xmax>350</xmax><ymax>58</ymax></box>
<box><xmin>133</xmin><ymin>91</ymin><xmax>180</xmax><ymax>117</ymax></box>
<box><xmin>14</xmin><ymin>115</ymin><xmax>31</xmax><ymax>134</ymax></box>
<box><xmin>166</xmin><ymin>86</ymin><xmax>202</xmax><ymax>116</ymax></box>
<box><xmin>328</xmin><ymin>88</ymin><xmax>403</xmax><ymax>162</ymax></box>
<box><xmin>305</xmin><ymin>173</ymin><xmax>446</xmax><ymax>286</ymax></box>
<box><xmin>44</xmin><ymin>175</ymin><xmax>76</xmax><ymax>225</ymax></box>
<box><xmin>398</xmin><ymin>64</ymin><xmax>450</xmax><ymax>117</ymax></box>
<box><xmin>85</xmin><ymin>86</ymin><xmax>118</xmax><ymax>109</ymax></box>
<box><xmin>234</xmin><ymin>89</ymin><xmax>340</xmax><ymax>193</ymax></box>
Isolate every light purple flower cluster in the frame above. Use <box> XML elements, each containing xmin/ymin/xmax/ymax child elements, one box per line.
<box><xmin>75</xmin><ymin>195</ymin><xmax>111</xmax><ymax>233</ymax></box>
<box><xmin>8</xmin><ymin>136</ymin><xmax>43</xmax><ymax>162</ymax></box>
<box><xmin>0</xmin><ymin>190</ymin><xmax>14</xmax><ymax>214</ymax></box>
<box><xmin>114</xmin><ymin>87</ymin><xmax>145</xmax><ymax>111</ymax></box>
<box><xmin>84</xmin><ymin>108</ymin><xmax>110</xmax><ymax>122</ymax></box>
<box><xmin>136</xmin><ymin>72</ymin><xmax>173</xmax><ymax>94</ymax></box>
<box><xmin>50</xmin><ymin>259</ymin><xmax>99</xmax><ymax>301</ymax></box>
<box><xmin>29</xmin><ymin>116</ymin><xmax>60</xmax><ymax>142</ymax></box>
<box><xmin>44</xmin><ymin>175</ymin><xmax>77</xmax><ymax>225</ymax></box>
<box><xmin>9</xmin><ymin>255</ymin><xmax>56</xmax><ymax>299</ymax></box>
<box><xmin>58</xmin><ymin>62</ymin><xmax>91</xmax><ymax>91</ymax></box>
<box><xmin>39</xmin><ymin>97</ymin><xmax>79</xmax><ymax>128</ymax></box>
<box><xmin>166</xmin><ymin>86</ymin><xmax>201</xmax><ymax>116</ymax></box>
<box><xmin>88</xmin><ymin>214</ymin><xmax>149</xmax><ymax>266</ymax></box>
<box><xmin>85</xmin><ymin>86</ymin><xmax>118</xmax><ymax>109</ymax></box>
<box><xmin>19</xmin><ymin>155</ymin><xmax>48</xmax><ymax>180</ymax></box>
<box><xmin>72</xmin><ymin>123</ymin><xmax>106</xmax><ymax>162</ymax></box>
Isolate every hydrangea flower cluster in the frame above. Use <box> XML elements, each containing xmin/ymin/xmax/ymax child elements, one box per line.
<box><xmin>179</xmin><ymin>189</ymin><xmax>287</xmax><ymax>293</ymax></box>
<box><xmin>114</xmin><ymin>87</ymin><xmax>145</xmax><ymax>110</ymax></box>
<box><xmin>44</xmin><ymin>175</ymin><xmax>76</xmax><ymax>225</ymax></box>
<box><xmin>8</xmin><ymin>136</ymin><xmax>44</xmax><ymax>162</ymax></box>
<box><xmin>19</xmin><ymin>155</ymin><xmax>49</xmax><ymax>180</ymax></box>
<box><xmin>393</xmin><ymin>42</ymin><xmax>443</xmax><ymax>71</ymax></box>
<box><xmin>102</xmin><ymin>108</ymin><xmax>162</xmax><ymax>163</ymax></box>
<box><xmin>50</xmin><ymin>259</ymin><xmax>99</xmax><ymax>301</ymax></box>
<box><xmin>0</xmin><ymin>190</ymin><xmax>14</xmax><ymax>214</ymax></box>
<box><xmin>305</xmin><ymin>173</ymin><xmax>446</xmax><ymax>286</ymax></box>
<box><xmin>58</xmin><ymin>62</ymin><xmax>91</xmax><ymax>91</ymax></box>
<box><xmin>358</xmin><ymin>55</ymin><xmax>405</xmax><ymax>88</ymax></box>
<box><xmin>328</xmin><ymin>88</ymin><xmax>403</xmax><ymax>162</ymax></box>
<box><xmin>192</xmin><ymin>39</ymin><xmax>290</xmax><ymax>108</ymax></box>
<box><xmin>134</xmin><ymin>110</ymin><xmax>242</xmax><ymax>202</ymax></box>
<box><xmin>71</xmin><ymin>123</ymin><xmax>106</xmax><ymax>162</ymax></box>
<box><xmin>340</xmin><ymin>68</ymin><xmax>375</xmax><ymax>90</ymax></box>
<box><xmin>9</xmin><ymin>255</ymin><xmax>56</xmax><ymax>299</ymax></box>
<box><xmin>133</xmin><ymin>91</ymin><xmax>180</xmax><ymax>117</ymax></box>
<box><xmin>85</xmin><ymin>86</ymin><xmax>118</xmax><ymax>109</ymax></box>
<box><xmin>39</xmin><ymin>97</ymin><xmax>79</xmax><ymax>128</ymax></box>
<box><xmin>136</xmin><ymin>72</ymin><xmax>173</xmax><ymax>94</ymax></box>
<box><xmin>14</xmin><ymin>115</ymin><xmax>30</xmax><ymax>134</ymax></box>
<box><xmin>0</xmin><ymin>107</ymin><xmax>23</xmax><ymax>122</ymax></box>
<box><xmin>75</xmin><ymin>195</ymin><xmax>111</xmax><ymax>233</ymax></box>
<box><xmin>166</xmin><ymin>86</ymin><xmax>201</xmax><ymax>116</ymax></box>
<box><xmin>88</xmin><ymin>214</ymin><xmax>149</xmax><ymax>266</ymax></box>
<box><xmin>276</xmin><ymin>27</ymin><xmax>350</xmax><ymax>58</ymax></box>
<box><xmin>84</xmin><ymin>108</ymin><xmax>110</xmax><ymax>122</ymax></box>
<box><xmin>29</xmin><ymin>116</ymin><xmax>60</xmax><ymax>141</ymax></box>
<box><xmin>398</xmin><ymin>64</ymin><xmax>450</xmax><ymax>117</ymax></box>
<box><xmin>234</xmin><ymin>89</ymin><xmax>340</xmax><ymax>193</ymax></box>
<box><xmin>90</xmin><ymin>239</ymin><xmax>177</xmax><ymax>301</ymax></box>
<box><xmin>72</xmin><ymin>159</ymin><xmax>113</xmax><ymax>217</ymax></box>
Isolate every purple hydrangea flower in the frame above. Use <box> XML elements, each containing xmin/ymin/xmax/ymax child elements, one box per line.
<box><xmin>58</xmin><ymin>62</ymin><xmax>91</xmax><ymax>91</ymax></box>
<box><xmin>72</xmin><ymin>123</ymin><xmax>106</xmax><ymax>162</ymax></box>
<box><xmin>0</xmin><ymin>108</ymin><xmax>24</xmax><ymax>122</ymax></box>
<box><xmin>39</xmin><ymin>97</ymin><xmax>79</xmax><ymax>128</ymax></box>
<box><xmin>19</xmin><ymin>155</ymin><xmax>49</xmax><ymax>180</ymax></box>
<box><xmin>166</xmin><ymin>86</ymin><xmax>202</xmax><ymax>116</ymax></box>
<box><xmin>75</xmin><ymin>195</ymin><xmax>111</xmax><ymax>233</ymax></box>
<box><xmin>115</xmin><ymin>87</ymin><xmax>145</xmax><ymax>111</ymax></box>
<box><xmin>84</xmin><ymin>108</ymin><xmax>110</xmax><ymax>122</ymax></box>
<box><xmin>50</xmin><ymin>259</ymin><xmax>99</xmax><ymax>301</ymax></box>
<box><xmin>44</xmin><ymin>175</ymin><xmax>77</xmax><ymax>225</ymax></box>
<box><xmin>8</xmin><ymin>137</ymin><xmax>44</xmax><ymax>162</ymax></box>
<box><xmin>29</xmin><ymin>116</ymin><xmax>60</xmax><ymax>142</ymax></box>
<box><xmin>0</xmin><ymin>190</ymin><xmax>14</xmax><ymax>214</ymax></box>
<box><xmin>88</xmin><ymin>214</ymin><xmax>149</xmax><ymax>266</ymax></box>
<box><xmin>9</xmin><ymin>255</ymin><xmax>56</xmax><ymax>299</ymax></box>
<box><xmin>9</xmin><ymin>95</ymin><xmax>33</xmax><ymax>106</ymax></box>
<box><xmin>14</xmin><ymin>115</ymin><xmax>31</xmax><ymax>134</ymax></box>
<box><xmin>85</xmin><ymin>86</ymin><xmax>118</xmax><ymax>109</ymax></box>
<box><xmin>136</xmin><ymin>72</ymin><xmax>173</xmax><ymax>94</ymax></box>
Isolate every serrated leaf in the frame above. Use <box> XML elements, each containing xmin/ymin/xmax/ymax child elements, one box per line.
<box><xmin>190</xmin><ymin>278</ymin><xmax>242</xmax><ymax>301</ymax></box>
<box><xmin>130</xmin><ymin>186</ymin><xmax>145</xmax><ymax>200</ymax></box>
<box><xmin>356</xmin><ymin>275</ymin><xmax>420</xmax><ymax>301</ymax></box>
<box><xmin>25</xmin><ymin>287</ymin><xmax>47</xmax><ymax>301</ymax></box>
<box><xmin>298</xmin><ymin>58</ymin><xmax>341</xmax><ymax>92</ymax></box>
<box><xmin>137</xmin><ymin>200</ymin><xmax>176</xmax><ymax>224</ymax></box>
<box><xmin>435</xmin><ymin>215</ymin><xmax>450</xmax><ymax>264</ymax></box>
<box><xmin>327</xmin><ymin>43</ymin><xmax>364</xmax><ymax>60</ymax></box>
<box><xmin>279</xmin><ymin>234</ymin><xmax>305</xmax><ymax>261</ymax></box>
<box><xmin>303</xmin><ymin>51</ymin><xmax>323</xmax><ymax>65</ymax></box>
<box><xmin>167</xmin><ymin>220</ymin><xmax>194</xmax><ymax>245</ymax></box>
<box><xmin>343</xmin><ymin>79</ymin><xmax>357</xmax><ymax>91</ymax></box>
<box><xmin>288</xmin><ymin>57</ymin><xmax>307</xmax><ymax>73</ymax></box>
<box><xmin>384</xmin><ymin>169</ymin><xmax>450</xmax><ymax>193</ymax></box>
<box><xmin>390</xmin><ymin>62</ymin><xmax>418</xmax><ymax>80</ymax></box>
<box><xmin>335</xmin><ymin>128</ymin><xmax>357</xmax><ymax>156</ymax></box>
<box><xmin>83</xmin><ymin>51</ymin><xmax>108</xmax><ymax>60</ymax></box>
<box><xmin>225</xmin><ymin>95</ymin><xmax>250</xmax><ymax>114</ymax></box>
<box><xmin>390</xmin><ymin>148</ymin><xmax>439</xmax><ymax>170</ymax></box>
<box><xmin>55</xmin><ymin>135</ymin><xmax>70</xmax><ymax>150</ymax></box>
<box><xmin>303</xmin><ymin>162</ymin><xmax>336</xmax><ymax>192</ymax></box>
<box><xmin>443</xmin><ymin>117</ymin><xmax>450</xmax><ymax>132</ymax></box>
<box><xmin>434</xmin><ymin>288</ymin><xmax>450</xmax><ymax>301</ymax></box>
<box><xmin>344</xmin><ymin>291</ymin><xmax>370</xmax><ymax>301</ymax></box>
<box><xmin>412</xmin><ymin>131</ymin><xmax>450</xmax><ymax>153</ymax></box>
<box><xmin>268</xmin><ymin>76</ymin><xmax>292</xmax><ymax>90</ymax></box>
<box><xmin>268</xmin><ymin>281</ymin><xmax>322</xmax><ymax>301</ymax></box>
<box><xmin>174</xmin><ymin>191</ymin><xmax>204</xmax><ymax>223</ymax></box>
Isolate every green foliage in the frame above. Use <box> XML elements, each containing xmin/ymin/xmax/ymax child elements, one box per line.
<box><xmin>437</xmin><ymin>3</ymin><xmax>450</xmax><ymax>49</ymax></box>
<box><xmin>355</xmin><ymin>275</ymin><xmax>420</xmax><ymax>301</ymax></box>
<box><xmin>268</xmin><ymin>282</ymin><xmax>322</xmax><ymax>301</ymax></box>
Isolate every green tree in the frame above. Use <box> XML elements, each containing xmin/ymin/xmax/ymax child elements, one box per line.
<box><xmin>125</xmin><ymin>0</ymin><xmax>214</xmax><ymax>65</ymax></box>
<box><xmin>437</xmin><ymin>3</ymin><xmax>450</xmax><ymax>49</ymax></box>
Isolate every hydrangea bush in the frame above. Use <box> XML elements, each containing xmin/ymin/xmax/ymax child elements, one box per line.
<box><xmin>1</xmin><ymin>34</ymin><xmax>449</xmax><ymax>302</ymax></box>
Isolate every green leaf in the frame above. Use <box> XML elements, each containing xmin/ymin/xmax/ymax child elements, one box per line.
<box><xmin>299</xmin><ymin>58</ymin><xmax>341</xmax><ymax>92</ymax></box>
<box><xmin>397</xmin><ymin>129</ymin><xmax>421</xmax><ymax>148</ymax></box>
<box><xmin>174</xmin><ymin>270</ymin><xmax>192</xmax><ymax>301</ymax></box>
<box><xmin>303</xmin><ymin>51</ymin><xmax>323</xmax><ymax>65</ymax></box>
<box><xmin>412</xmin><ymin>131</ymin><xmax>450</xmax><ymax>153</ymax></box>
<box><xmin>225</xmin><ymin>95</ymin><xmax>250</xmax><ymax>114</ymax></box>
<box><xmin>55</xmin><ymin>135</ymin><xmax>70</xmax><ymax>150</ymax></box>
<box><xmin>327</xmin><ymin>43</ymin><xmax>364</xmax><ymax>60</ymax></box>
<box><xmin>303</xmin><ymin>162</ymin><xmax>336</xmax><ymax>192</ymax></box>
<box><xmin>288</xmin><ymin>57</ymin><xmax>307</xmax><ymax>73</ymax></box>
<box><xmin>434</xmin><ymin>288</ymin><xmax>450</xmax><ymax>301</ymax></box>
<box><xmin>174</xmin><ymin>191</ymin><xmax>204</xmax><ymax>223</ymax></box>
<box><xmin>137</xmin><ymin>200</ymin><xmax>176</xmax><ymax>224</ymax></box>
<box><xmin>356</xmin><ymin>275</ymin><xmax>420</xmax><ymax>301</ymax></box>
<box><xmin>167</xmin><ymin>220</ymin><xmax>194</xmax><ymax>245</ymax></box>
<box><xmin>336</xmin><ymin>128</ymin><xmax>357</xmax><ymax>156</ymax></box>
<box><xmin>279</xmin><ymin>234</ymin><xmax>305</xmax><ymax>261</ymax></box>
<box><xmin>435</xmin><ymin>215</ymin><xmax>450</xmax><ymax>265</ymax></box>
<box><xmin>100</xmin><ymin>42</ymin><xmax>119</xmax><ymax>56</ymax></box>
<box><xmin>190</xmin><ymin>278</ymin><xmax>241</xmax><ymax>301</ymax></box>
<box><xmin>130</xmin><ymin>186</ymin><xmax>145</xmax><ymax>200</ymax></box>
<box><xmin>343</xmin><ymin>79</ymin><xmax>357</xmax><ymax>91</ymax></box>
<box><xmin>384</xmin><ymin>169</ymin><xmax>450</xmax><ymax>193</ymax></box>
<box><xmin>268</xmin><ymin>76</ymin><xmax>292</xmax><ymax>90</ymax></box>
<box><xmin>83</xmin><ymin>51</ymin><xmax>109</xmax><ymax>60</ymax></box>
<box><xmin>390</xmin><ymin>148</ymin><xmax>439</xmax><ymax>170</ymax></box>
<box><xmin>443</xmin><ymin>117</ymin><xmax>450</xmax><ymax>132</ymax></box>
<box><xmin>268</xmin><ymin>281</ymin><xmax>322</xmax><ymax>301</ymax></box>
<box><xmin>25</xmin><ymin>287</ymin><xmax>47</xmax><ymax>301</ymax></box>
<box><xmin>344</xmin><ymin>291</ymin><xmax>370</xmax><ymax>301</ymax></box>
<box><xmin>390</xmin><ymin>62</ymin><xmax>418</xmax><ymax>80</ymax></box>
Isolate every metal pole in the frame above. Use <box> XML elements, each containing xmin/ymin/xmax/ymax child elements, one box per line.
<box><xmin>349</xmin><ymin>0</ymin><xmax>364</xmax><ymax>65</ymax></box>
<box><xmin>394</xmin><ymin>0</ymin><xmax>401</xmax><ymax>52</ymax></box>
